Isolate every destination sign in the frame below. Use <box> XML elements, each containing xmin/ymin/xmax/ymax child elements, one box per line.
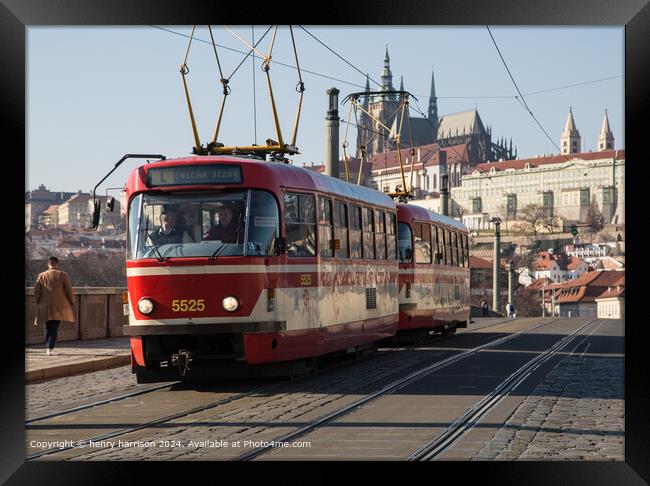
<box><xmin>146</xmin><ymin>165</ymin><xmax>243</xmax><ymax>187</ymax></box>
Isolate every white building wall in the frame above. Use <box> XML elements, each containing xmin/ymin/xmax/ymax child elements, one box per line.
<box><xmin>451</xmin><ymin>156</ymin><xmax>624</xmax><ymax>228</ymax></box>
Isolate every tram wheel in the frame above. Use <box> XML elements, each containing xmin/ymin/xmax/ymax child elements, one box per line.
<box><xmin>442</xmin><ymin>326</ymin><xmax>457</xmax><ymax>337</ymax></box>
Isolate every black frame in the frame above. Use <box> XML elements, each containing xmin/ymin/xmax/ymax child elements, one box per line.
<box><xmin>10</xmin><ymin>2</ymin><xmax>648</xmax><ymax>483</ymax></box>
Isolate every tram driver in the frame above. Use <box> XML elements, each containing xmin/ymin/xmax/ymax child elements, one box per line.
<box><xmin>203</xmin><ymin>201</ymin><xmax>244</xmax><ymax>244</ymax></box>
<box><xmin>148</xmin><ymin>206</ymin><xmax>193</xmax><ymax>246</ymax></box>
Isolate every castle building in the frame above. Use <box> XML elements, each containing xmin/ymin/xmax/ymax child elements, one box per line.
<box><xmin>355</xmin><ymin>47</ymin><xmax>516</xmax><ymax>166</ymax></box>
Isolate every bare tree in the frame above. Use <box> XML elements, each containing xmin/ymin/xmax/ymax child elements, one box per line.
<box><xmin>519</xmin><ymin>204</ymin><xmax>548</xmax><ymax>235</ymax></box>
<box><xmin>585</xmin><ymin>196</ymin><xmax>605</xmax><ymax>233</ymax></box>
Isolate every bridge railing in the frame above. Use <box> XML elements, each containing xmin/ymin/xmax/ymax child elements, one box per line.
<box><xmin>25</xmin><ymin>287</ymin><xmax>128</xmax><ymax>344</ymax></box>
<box><xmin>470</xmin><ymin>305</ymin><xmax>504</xmax><ymax>318</ymax></box>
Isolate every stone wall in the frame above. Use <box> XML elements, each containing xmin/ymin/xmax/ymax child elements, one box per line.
<box><xmin>25</xmin><ymin>287</ymin><xmax>127</xmax><ymax>344</ymax></box>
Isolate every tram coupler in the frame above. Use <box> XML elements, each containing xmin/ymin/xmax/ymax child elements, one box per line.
<box><xmin>171</xmin><ymin>349</ymin><xmax>193</xmax><ymax>376</ymax></box>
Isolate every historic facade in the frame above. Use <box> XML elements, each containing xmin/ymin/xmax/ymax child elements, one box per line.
<box><xmin>451</xmin><ymin>149</ymin><xmax>625</xmax><ymax>231</ymax></box>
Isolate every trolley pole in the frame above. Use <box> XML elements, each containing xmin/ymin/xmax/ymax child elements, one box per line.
<box><xmin>325</xmin><ymin>88</ymin><xmax>340</xmax><ymax>179</ymax></box>
<box><xmin>491</xmin><ymin>217</ymin><xmax>502</xmax><ymax>314</ymax></box>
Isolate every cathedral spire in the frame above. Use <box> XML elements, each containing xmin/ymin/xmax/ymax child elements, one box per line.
<box><xmin>598</xmin><ymin>109</ymin><xmax>614</xmax><ymax>151</ymax></box>
<box><xmin>380</xmin><ymin>44</ymin><xmax>395</xmax><ymax>100</ymax></box>
<box><xmin>428</xmin><ymin>68</ymin><xmax>439</xmax><ymax>139</ymax></box>
<box><xmin>399</xmin><ymin>75</ymin><xmax>404</xmax><ymax>92</ymax></box>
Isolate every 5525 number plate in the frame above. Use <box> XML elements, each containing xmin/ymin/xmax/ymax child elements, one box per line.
<box><xmin>171</xmin><ymin>299</ymin><xmax>205</xmax><ymax>312</ymax></box>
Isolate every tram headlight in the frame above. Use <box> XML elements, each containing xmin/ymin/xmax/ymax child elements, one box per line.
<box><xmin>222</xmin><ymin>296</ymin><xmax>239</xmax><ymax>312</ymax></box>
<box><xmin>137</xmin><ymin>297</ymin><xmax>154</xmax><ymax>315</ymax></box>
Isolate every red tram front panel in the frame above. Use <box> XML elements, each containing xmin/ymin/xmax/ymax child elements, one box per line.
<box><xmin>122</xmin><ymin>156</ymin><xmax>399</xmax><ymax>376</ymax></box>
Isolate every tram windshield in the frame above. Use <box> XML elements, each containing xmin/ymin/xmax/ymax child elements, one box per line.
<box><xmin>127</xmin><ymin>190</ymin><xmax>280</xmax><ymax>260</ymax></box>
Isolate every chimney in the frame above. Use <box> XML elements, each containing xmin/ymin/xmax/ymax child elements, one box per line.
<box><xmin>440</xmin><ymin>174</ymin><xmax>449</xmax><ymax>216</ymax></box>
<box><xmin>324</xmin><ymin>88</ymin><xmax>340</xmax><ymax>179</ymax></box>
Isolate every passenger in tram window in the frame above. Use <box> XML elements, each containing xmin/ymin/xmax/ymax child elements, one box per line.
<box><xmin>203</xmin><ymin>201</ymin><xmax>244</xmax><ymax>244</ymax></box>
<box><xmin>148</xmin><ymin>206</ymin><xmax>193</xmax><ymax>246</ymax></box>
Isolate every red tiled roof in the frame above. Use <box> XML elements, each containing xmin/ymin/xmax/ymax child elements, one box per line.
<box><xmin>566</xmin><ymin>255</ymin><xmax>584</xmax><ymax>270</ymax></box>
<box><xmin>469</xmin><ymin>255</ymin><xmax>492</xmax><ymax>269</ymax></box>
<box><xmin>369</xmin><ymin>143</ymin><xmax>470</xmax><ymax>173</ymax></box>
<box><xmin>596</xmin><ymin>286</ymin><xmax>625</xmax><ymax>299</ymax></box>
<box><xmin>473</xmin><ymin>149</ymin><xmax>625</xmax><ymax>174</ymax></box>
<box><xmin>469</xmin><ymin>255</ymin><xmax>508</xmax><ymax>269</ymax></box>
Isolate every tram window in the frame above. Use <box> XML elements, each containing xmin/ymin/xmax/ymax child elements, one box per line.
<box><xmin>127</xmin><ymin>194</ymin><xmax>142</xmax><ymax>260</ymax></box>
<box><xmin>334</xmin><ymin>201</ymin><xmax>349</xmax><ymax>259</ymax></box>
<box><xmin>441</xmin><ymin>229</ymin><xmax>448</xmax><ymax>265</ymax></box>
<box><xmin>131</xmin><ymin>192</ymin><xmax>252</xmax><ymax>260</ymax></box>
<box><xmin>349</xmin><ymin>205</ymin><xmax>362</xmax><ymax>259</ymax></box>
<box><xmin>319</xmin><ymin>197</ymin><xmax>334</xmax><ymax>257</ymax></box>
<box><xmin>362</xmin><ymin>207</ymin><xmax>375</xmax><ymax>259</ymax></box>
<box><xmin>431</xmin><ymin>225</ymin><xmax>442</xmax><ymax>265</ymax></box>
<box><xmin>458</xmin><ymin>231</ymin><xmax>464</xmax><ymax>267</ymax></box>
<box><xmin>414</xmin><ymin>223</ymin><xmax>432</xmax><ymax>264</ymax></box>
<box><xmin>247</xmin><ymin>191</ymin><xmax>280</xmax><ymax>256</ymax></box>
<box><xmin>386</xmin><ymin>213</ymin><xmax>397</xmax><ymax>260</ymax></box>
<box><xmin>284</xmin><ymin>193</ymin><xmax>316</xmax><ymax>257</ymax></box>
<box><xmin>445</xmin><ymin>230</ymin><xmax>453</xmax><ymax>265</ymax></box>
<box><xmin>451</xmin><ymin>231</ymin><xmax>458</xmax><ymax>266</ymax></box>
<box><xmin>375</xmin><ymin>210</ymin><xmax>386</xmax><ymax>260</ymax></box>
<box><xmin>464</xmin><ymin>234</ymin><xmax>470</xmax><ymax>267</ymax></box>
<box><xmin>398</xmin><ymin>223</ymin><xmax>413</xmax><ymax>263</ymax></box>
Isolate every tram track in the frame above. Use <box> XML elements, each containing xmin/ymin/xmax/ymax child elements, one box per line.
<box><xmin>408</xmin><ymin>318</ymin><xmax>601</xmax><ymax>461</ymax></box>
<box><xmin>26</xmin><ymin>317</ymin><xmax>555</xmax><ymax>461</ymax></box>
<box><xmin>233</xmin><ymin>317</ymin><xmax>563</xmax><ymax>461</ymax></box>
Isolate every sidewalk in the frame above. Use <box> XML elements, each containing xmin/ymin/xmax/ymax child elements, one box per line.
<box><xmin>26</xmin><ymin>337</ymin><xmax>131</xmax><ymax>383</ymax></box>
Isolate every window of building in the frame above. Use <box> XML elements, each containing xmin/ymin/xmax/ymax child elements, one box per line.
<box><xmin>543</xmin><ymin>191</ymin><xmax>554</xmax><ymax>217</ymax></box>
<box><xmin>349</xmin><ymin>204</ymin><xmax>362</xmax><ymax>259</ymax></box>
<box><xmin>362</xmin><ymin>207</ymin><xmax>375</xmax><ymax>259</ymax></box>
<box><xmin>413</xmin><ymin>222</ymin><xmax>432</xmax><ymax>264</ymax></box>
<box><xmin>334</xmin><ymin>200</ymin><xmax>349</xmax><ymax>259</ymax></box>
<box><xmin>375</xmin><ymin>210</ymin><xmax>387</xmax><ymax>260</ymax></box>
<box><xmin>472</xmin><ymin>197</ymin><xmax>482</xmax><ymax>214</ymax></box>
<box><xmin>580</xmin><ymin>188</ymin><xmax>590</xmax><ymax>207</ymax></box>
<box><xmin>506</xmin><ymin>194</ymin><xmax>517</xmax><ymax>220</ymax></box>
<box><xmin>398</xmin><ymin>222</ymin><xmax>412</xmax><ymax>263</ymax></box>
<box><xmin>285</xmin><ymin>193</ymin><xmax>316</xmax><ymax>257</ymax></box>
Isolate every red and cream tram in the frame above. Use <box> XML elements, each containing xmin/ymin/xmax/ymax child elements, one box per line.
<box><xmin>396</xmin><ymin>203</ymin><xmax>471</xmax><ymax>336</ymax></box>
<box><xmin>121</xmin><ymin>155</ymin><xmax>399</xmax><ymax>382</ymax></box>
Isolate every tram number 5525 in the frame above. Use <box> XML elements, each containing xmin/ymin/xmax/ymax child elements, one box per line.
<box><xmin>171</xmin><ymin>299</ymin><xmax>206</xmax><ymax>312</ymax></box>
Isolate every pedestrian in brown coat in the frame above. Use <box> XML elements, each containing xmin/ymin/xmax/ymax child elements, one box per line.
<box><xmin>34</xmin><ymin>257</ymin><xmax>75</xmax><ymax>355</ymax></box>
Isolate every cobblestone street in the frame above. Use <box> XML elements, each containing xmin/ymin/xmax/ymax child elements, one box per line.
<box><xmin>474</xmin><ymin>355</ymin><xmax>624</xmax><ymax>461</ymax></box>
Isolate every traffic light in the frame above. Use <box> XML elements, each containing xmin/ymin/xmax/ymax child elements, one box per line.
<box><xmin>570</xmin><ymin>225</ymin><xmax>578</xmax><ymax>237</ymax></box>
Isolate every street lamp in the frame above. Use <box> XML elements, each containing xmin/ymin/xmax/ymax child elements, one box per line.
<box><xmin>490</xmin><ymin>216</ymin><xmax>502</xmax><ymax>313</ymax></box>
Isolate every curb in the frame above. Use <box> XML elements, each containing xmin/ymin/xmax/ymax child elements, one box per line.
<box><xmin>26</xmin><ymin>355</ymin><xmax>131</xmax><ymax>383</ymax></box>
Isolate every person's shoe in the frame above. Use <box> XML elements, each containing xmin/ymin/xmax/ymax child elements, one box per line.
<box><xmin>46</xmin><ymin>348</ymin><xmax>51</xmax><ymax>356</ymax></box>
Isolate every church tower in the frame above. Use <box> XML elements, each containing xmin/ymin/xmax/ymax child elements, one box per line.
<box><xmin>597</xmin><ymin>109</ymin><xmax>614</xmax><ymax>151</ymax></box>
<box><xmin>427</xmin><ymin>69</ymin><xmax>438</xmax><ymax>139</ymax></box>
<box><xmin>364</xmin><ymin>46</ymin><xmax>400</xmax><ymax>157</ymax></box>
<box><xmin>560</xmin><ymin>107</ymin><xmax>581</xmax><ymax>155</ymax></box>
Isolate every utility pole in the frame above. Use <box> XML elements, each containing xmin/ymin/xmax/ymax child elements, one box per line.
<box><xmin>491</xmin><ymin>217</ymin><xmax>502</xmax><ymax>313</ymax></box>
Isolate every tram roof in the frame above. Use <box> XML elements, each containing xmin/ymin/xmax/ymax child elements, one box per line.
<box><xmin>396</xmin><ymin>203</ymin><xmax>468</xmax><ymax>232</ymax></box>
<box><xmin>138</xmin><ymin>156</ymin><xmax>396</xmax><ymax>209</ymax></box>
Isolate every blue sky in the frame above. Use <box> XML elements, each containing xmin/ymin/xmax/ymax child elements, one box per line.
<box><xmin>27</xmin><ymin>26</ymin><xmax>623</xmax><ymax>193</ymax></box>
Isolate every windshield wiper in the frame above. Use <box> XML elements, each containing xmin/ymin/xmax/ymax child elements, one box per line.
<box><xmin>142</xmin><ymin>224</ymin><xmax>165</xmax><ymax>263</ymax></box>
<box><xmin>208</xmin><ymin>227</ymin><xmax>243</xmax><ymax>263</ymax></box>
